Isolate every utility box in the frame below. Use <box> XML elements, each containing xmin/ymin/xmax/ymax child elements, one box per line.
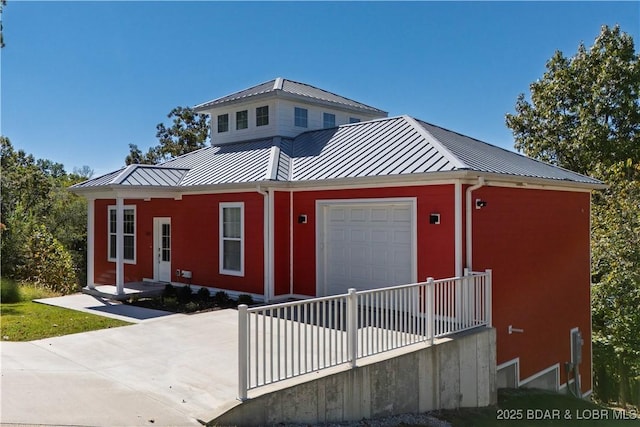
<box><xmin>571</xmin><ymin>329</ymin><xmax>583</xmax><ymax>365</ymax></box>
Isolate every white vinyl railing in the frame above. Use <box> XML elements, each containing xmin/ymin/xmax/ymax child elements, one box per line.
<box><xmin>238</xmin><ymin>269</ymin><xmax>491</xmax><ymax>399</ymax></box>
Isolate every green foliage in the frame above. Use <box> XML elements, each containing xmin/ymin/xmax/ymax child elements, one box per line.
<box><xmin>21</xmin><ymin>224</ymin><xmax>78</xmax><ymax>294</ymax></box>
<box><xmin>1</xmin><ymin>137</ymin><xmax>90</xmax><ymax>290</ymax></box>
<box><xmin>196</xmin><ymin>287</ymin><xmax>211</xmax><ymax>301</ymax></box>
<box><xmin>591</xmin><ymin>161</ymin><xmax>640</xmax><ymax>405</ymax></box>
<box><xmin>506</xmin><ymin>25</ymin><xmax>640</xmax><ymax>176</ymax></box>
<box><xmin>506</xmin><ymin>26</ymin><xmax>640</xmax><ymax>406</ymax></box>
<box><xmin>237</xmin><ymin>294</ymin><xmax>254</xmax><ymax>305</ymax></box>
<box><xmin>125</xmin><ymin>106</ymin><xmax>209</xmax><ymax>165</ymax></box>
<box><xmin>163</xmin><ymin>283</ymin><xmax>177</xmax><ymax>299</ymax></box>
<box><xmin>214</xmin><ymin>290</ymin><xmax>230</xmax><ymax>305</ymax></box>
<box><xmin>177</xmin><ymin>285</ymin><xmax>193</xmax><ymax>303</ymax></box>
<box><xmin>1</xmin><ymin>278</ymin><xmax>21</xmax><ymax>303</ymax></box>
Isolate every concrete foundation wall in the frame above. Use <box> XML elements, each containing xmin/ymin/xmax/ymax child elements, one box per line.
<box><xmin>211</xmin><ymin>328</ymin><xmax>496</xmax><ymax>426</ymax></box>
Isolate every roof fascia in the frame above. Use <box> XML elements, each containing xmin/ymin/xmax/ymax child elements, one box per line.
<box><xmin>274</xmin><ymin>91</ymin><xmax>387</xmax><ymax>115</ymax></box>
<box><xmin>195</xmin><ymin>90</ymin><xmax>386</xmax><ymax>116</ymax></box>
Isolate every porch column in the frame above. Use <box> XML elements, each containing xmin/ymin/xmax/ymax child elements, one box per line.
<box><xmin>115</xmin><ymin>197</ymin><xmax>125</xmax><ymax>295</ymax></box>
<box><xmin>86</xmin><ymin>198</ymin><xmax>95</xmax><ymax>289</ymax></box>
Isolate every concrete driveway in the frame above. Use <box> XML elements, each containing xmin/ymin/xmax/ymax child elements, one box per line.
<box><xmin>1</xmin><ymin>308</ymin><xmax>240</xmax><ymax>426</ymax></box>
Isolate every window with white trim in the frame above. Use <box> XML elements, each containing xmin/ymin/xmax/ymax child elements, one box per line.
<box><xmin>220</xmin><ymin>202</ymin><xmax>244</xmax><ymax>276</ymax></box>
<box><xmin>256</xmin><ymin>106</ymin><xmax>269</xmax><ymax>127</ymax></box>
<box><xmin>108</xmin><ymin>206</ymin><xmax>136</xmax><ymax>263</ymax></box>
<box><xmin>217</xmin><ymin>113</ymin><xmax>229</xmax><ymax>133</ymax></box>
<box><xmin>236</xmin><ymin>110</ymin><xmax>248</xmax><ymax>130</ymax></box>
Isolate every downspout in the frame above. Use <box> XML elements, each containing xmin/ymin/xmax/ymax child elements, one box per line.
<box><xmin>465</xmin><ymin>177</ymin><xmax>485</xmax><ymax>272</ymax></box>
<box><xmin>256</xmin><ymin>186</ymin><xmax>271</xmax><ymax>302</ymax></box>
<box><xmin>454</xmin><ymin>182</ymin><xmax>463</xmax><ymax>277</ymax></box>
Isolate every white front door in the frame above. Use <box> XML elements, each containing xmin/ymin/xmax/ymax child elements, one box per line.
<box><xmin>317</xmin><ymin>200</ymin><xmax>416</xmax><ymax>296</ymax></box>
<box><xmin>153</xmin><ymin>217</ymin><xmax>172</xmax><ymax>282</ymax></box>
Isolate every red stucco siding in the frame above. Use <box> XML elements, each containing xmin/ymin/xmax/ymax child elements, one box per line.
<box><xmin>471</xmin><ymin>187</ymin><xmax>592</xmax><ymax>393</ymax></box>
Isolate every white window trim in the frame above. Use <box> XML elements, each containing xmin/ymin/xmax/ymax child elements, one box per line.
<box><xmin>108</xmin><ymin>205</ymin><xmax>136</xmax><ymax>264</ymax></box>
<box><xmin>219</xmin><ymin>202</ymin><xmax>245</xmax><ymax>276</ymax></box>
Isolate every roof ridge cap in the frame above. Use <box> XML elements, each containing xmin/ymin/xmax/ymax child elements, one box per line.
<box><xmin>274</xmin><ymin>77</ymin><xmax>284</xmax><ymax>90</ymax></box>
<box><xmin>111</xmin><ymin>164</ymin><xmax>138</xmax><ymax>185</ymax></box>
<box><xmin>403</xmin><ymin>115</ymin><xmax>467</xmax><ymax>170</ymax></box>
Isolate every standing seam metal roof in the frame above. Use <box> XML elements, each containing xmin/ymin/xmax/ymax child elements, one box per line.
<box><xmin>71</xmin><ymin>116</ymin><xmax>602</xmax><ymax>190</ymax></box>
<box><xmin>194</xmin><ymin>78</ymin><xmax>386</xmax><ymax>114</ymax></box>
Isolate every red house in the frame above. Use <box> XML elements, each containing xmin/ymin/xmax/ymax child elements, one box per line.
<box><xmin>71</xmin><ymin>78</ymin><xmax>603</xmax><ymax>397</ymax></box>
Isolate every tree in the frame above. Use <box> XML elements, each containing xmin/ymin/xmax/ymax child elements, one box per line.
<box><xmin>506</xmin><ymin>25</ymin><xmax>640</xmax><ymax>176</ymax></box>
<box><xmin>1</xmin><ymin>137</ymin><xmax>88</xmax><ymax>291</ymax></box>
<box><xmin>125</xmin><ymin>106</ymin><xmax>209</xmax><ymax>165</ymax></box>
<box><xmin>505</xmin><ymin>25</ymin><xmax>640</xmax><ymax>405</ymax></box>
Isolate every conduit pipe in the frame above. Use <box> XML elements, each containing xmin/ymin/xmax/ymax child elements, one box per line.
<box><xmin>465</xmin><ymin>177</ymin><xmax>486</xmax><ymax>271</ymax></box>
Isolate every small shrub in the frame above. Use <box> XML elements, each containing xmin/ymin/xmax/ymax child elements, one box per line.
<box><xmin>0</xmin><ymin>279</ymin><xmax>21</xmax><ymax>303</ymax></box>
<box><xmin>163</xmin><ymin>284</ymin><xmax>177</xmax><ymax>299</ymax></box>
<box><xmin>237</xmin><ymin>294</ymin><xmax>254</xmax><ymax>306</ymax></box>
<box><xmin>196</xmin><ymin>287</ymin><xmax>211</xmax><ymax>302</ymax></box>
<box><xmin>214</xmin><ymin>291</ymin><xmax>230</xmax><ymax>305</ymax></box>
<box><xmin>184</xmin><ymin>301</ymin><xmax>199</xmax><ymax>313</ymax></box>
<box><xmin>177</xmin><ymin>285</ymin><xmax>193</xmax><ymax>303</ymax></box>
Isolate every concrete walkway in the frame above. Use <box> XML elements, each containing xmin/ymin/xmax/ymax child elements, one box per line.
<box><xmin>1</xmin><ymin>308</ymin><xmax>240</xmax><ymax>426</ymax></box>
<box><xmin>34</xmin><ymin>293</ymin><xmax>178</xmax><ymax>323</ymax></box>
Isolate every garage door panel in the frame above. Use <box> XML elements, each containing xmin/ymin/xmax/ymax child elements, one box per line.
<box><xmin>323</xmin><ymin>202</ymin><xmax>414</xmax><ymax>296</ymax></box>
<box><xmin>370</xmin><ymin>208</ymin><xmax>389</xmax><ymax>221</ymax></box>
<box><xmin>393</xmin><ymin>207</ymin><xmax>411</xmax><ymax>222</ymax></box>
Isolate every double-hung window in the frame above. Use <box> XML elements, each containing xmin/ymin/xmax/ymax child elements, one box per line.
<box><xmin>323</xmin><ymin>112</ymin><xmax>336</xmax><ymax>128</ymax></box>
<box><xmin>256</xmin><ymin>106</ymin><xmax>269</xmax><ymax>126</ymax></box>
<box><xmin>108</xmin><ymin>206</ymin><xmax>136</xmax><ymax>263</ymax></box>
<box><xmin>294</xmin><ymin>107</ymin><xmax>308</xmax><ymax>127</ymax></box>
<box><xmin>236</xmin><ymin>110</ymin><xmax>248</xmax><ymax>130</ymax></box>
<box><xmin>220</xmin><ymin>202</ymin><xmax>244</xmax><ymax>276</ymax></box>
<box><xmin>217</xmin><ymin>114</ymin><xmax>229</xmax><ymax>133</ymax></box>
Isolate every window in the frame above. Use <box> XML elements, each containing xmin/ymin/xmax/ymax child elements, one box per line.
<box><xmin>108</xmin><ymin>206</ymin><xmax>136</xmax><ymax>263</ymax></box>
<box><xmin>220</xmin><ymin>203</ymin><xmax>244</xmax><ymax>276</ymax></box>
<box><xmin>217</xmin><ymin>114</ymin><xmax>229</xmax><ymax>133</ymax></box>
<box><xmin>236</xmin><ymin>110</ymin><xmax>248</xmax><ymax>130</ymax></box>
<box><xmin>349</xmin><ymin>117</ymin><xmax>361</xmax><ymax>124</ymax></box>
<box><xmin>256</xmin><ymin>106</ymin><xmax>269</xmax><ymax>126</ymax></box>
<box><xmin>294</xmin><ymin>107</ymin><xmax>308</xmax><ymax>127</ymax></box>
<box><xmin>323</xmin><ymin>112</ymin><xmax>336</xmax><ymax>128</ymax></box>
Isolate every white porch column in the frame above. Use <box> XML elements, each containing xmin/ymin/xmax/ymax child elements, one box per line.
<box><xmin>115</xmin><ymin>197</ymin><xmax>125</xmax><ymax>295</ymax></box>
<box><xmin>86</xmin><ymin>198</ymin><xmax>95</xmax><ymax>289</ymax></box>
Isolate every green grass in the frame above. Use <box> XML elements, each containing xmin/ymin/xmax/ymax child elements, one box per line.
<box><xmin>1</xmin><ymin>278</ymin><xmax>130</xmax><ymax>341</ymax></box>
<box><xmin>431</xmin><ymin>388</ymin><xmax>640</xmax><ymax>427</ymax></box>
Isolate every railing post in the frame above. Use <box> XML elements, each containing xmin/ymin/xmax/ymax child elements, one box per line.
<box><xmin>347</xmin><ymin>288</ymin><xmax>358</xmax><ymax>368</ymax></box>
<box><xmin>485</xmin><ymin>269</ymin><xmax>492</xmax><ymax>327</ymax></box>
<box><xmin>426</xmin><ymin>277</ymin><xmax>435</xmax><ymax>345</ymax></box>
<box><xmin>463</xmin><ymin>268</ymin><xmax>471</xmax><ymax>327</ymax></box>
<box><xmin>238</xmin><ymin>304</ymin><xmax>248</xmax><ymax>401</ymax></box>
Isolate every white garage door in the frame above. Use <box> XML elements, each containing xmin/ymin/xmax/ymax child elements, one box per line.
<box><xmin>320</xmin><ymin>201</ymin><xmax>415</xmax><ymax>296</ymax></box>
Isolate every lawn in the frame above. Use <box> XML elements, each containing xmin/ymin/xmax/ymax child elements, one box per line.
<box><xmin>431</xmin><ymin>388</ymin><xmax>640</xmax><ymax>427</ymax></box>
<box><xmin>1</xmin><ymin>279</ymin><xmax>130</xmax><ymax>341</ymax></box>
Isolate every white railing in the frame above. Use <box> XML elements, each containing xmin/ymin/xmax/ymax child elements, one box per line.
<box><xmin>238</xmin><ymin>269</ymin><xmax>491</xmax><ymax>399</ymax></box>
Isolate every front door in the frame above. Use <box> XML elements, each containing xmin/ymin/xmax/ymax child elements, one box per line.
<box><xmin>153</xmin><ymin>217</ymin><xmax>172</xmax><ymax>282</ymax></box>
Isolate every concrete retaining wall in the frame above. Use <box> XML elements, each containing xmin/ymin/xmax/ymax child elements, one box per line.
<box><xmin>210</xmin><ymin>327</ymin><xmax>496</xmax><ymax>426</ymax></box>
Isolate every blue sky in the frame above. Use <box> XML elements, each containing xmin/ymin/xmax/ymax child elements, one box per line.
<box><xmin>2</xmin><ymin>1</ymin><xmax>639</xmax><ymax>176</ymax></box>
